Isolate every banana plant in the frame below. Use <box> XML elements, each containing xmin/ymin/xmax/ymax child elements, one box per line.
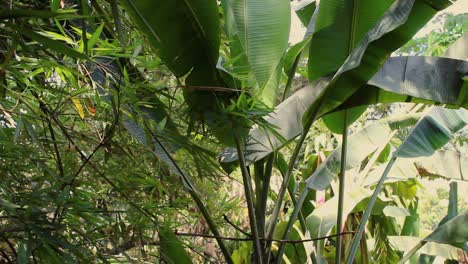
<box><xmin>118</xmin><ymin>0</ymin><xmax>463</xmax><ymax>262</ymax></box>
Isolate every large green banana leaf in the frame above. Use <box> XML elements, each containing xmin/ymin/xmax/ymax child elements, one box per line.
<box><xmin>306</xmin><ymin>187</ymin><xmax>371</xmax><ymax>239</ymax></box>
<box><xmin>218</xmin><ymin>56</ymin><xmax>467</xmax><ymax>164</ymax></box>
<box><xmin>397</xmin><ymin>211</ymin><xmax>468</xmax><ymax>263</ymax></box>
<box><xmin>347</xmin><ymin>107</ymin><xmax>468</xmax><ymax>262</ymax></box>
<box><xmin>228</xmin><ymin>0</ymin><xmax>290</xmax><ymax>106</ymax></box>
<box><xmin>307</xmin><ymin>0</ymin><xmax>394</xmax><ymax>81</ymax></box>
<box><xmin>305</xmin><ymin>113</ymin><xmax>421</xmax><ymax>190</ymax></box>
<box><xmin>388</xmin><ymin>236</ymin><xmax>462</xmax><ymax>261</ymax></box>
<box><xmin>303</xmin><ymin>0</ymin><xmax>452</xmax><ymax>124</ymax></box>
<box><xmin>120</xmin><ymin>0</ymin><xmax>220</xmax><ymax>84</ymax></box>
<box><xmin>334</xmin><ymin>56</ymin><xmax>468</xmax><ymax>113</ymax></box>
<box><xmin>394</xmin><ymin>107</ymin><xmax>468</xmax><ymax>157</ymax></box>
<box><xmin>326</xmin><ymin>31</ymin><xmax>468</xmax><ymax>131</ymax></box>
<box><xmin>363</xmin><ymin>150</ymin><xmax>467</xmax><ymax>186</ymax></box>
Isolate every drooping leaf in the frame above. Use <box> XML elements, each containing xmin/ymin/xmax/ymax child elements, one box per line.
<box><xmin>348</xmin><ymin>107</ymin><xmax>468</xmax><ymax>263</ymax></box>
<box><xmin>424</xmin><ymin>210</ymin><xmax>468</xmax><ymax>249</ymax></box>
<box><xmin>363</xmin><ymin>150</ymin><xmax>467</xmax><ymax>185</ymax></box>
<box><xmin>388</xmin><ymin>236</ymin><xmax>462</xmax><ymax>260</ymax></box>
<box><xmin>397</xmin><ymin>211</ymin><xmax>468</xmax><ymax>263</ymax></box>
<box><xmin>305</xmin><ymin>113</ymin><xmax>422</xmax><ymax>190</ymax></box>
<box><xmin>218</xmin><ymin>56</ymin><xmax>467</xmax><ymax>164</ymax></box>
<box><xmin>120</xmin><ymin>0</ymin><xmax>220</xmax><ymax>84</ymax></box>
<box><xmin>303</xmin><ymin>0</ymin><xmax>453</xmax><ymax>125</ymax></box>
<box><xmin>394</xmin><ymin>107</ymin><xmax>468</xmax><ymax>157</ymax></box>
<box><xmin>338</xmin><ymin>56</ymin><xmax>468</xmax><ymax>111</ymax></box>
<box><xmin>307</xmin><ymin>0</ymin><xmax>394</xmax><ymax>81</ymax></box>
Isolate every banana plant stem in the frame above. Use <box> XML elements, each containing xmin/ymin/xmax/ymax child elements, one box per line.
<box><xmin>346</xmin><ymin>156</ymin><xmax>397</xmax><ymax>263</ymax></box>
<box><xmin>265</xmin><ymin>116</ymin><xmax>315</xmax><ymax>262</ymax></box>
<box><xmin>235</xmin><ymin>134</ymin><xmax>264</xmax><ymax>264</ymax></box>
<box><xmin>336</xmin><ymin>109</ymin><xmax>349</xmax><ymax>264</ymax></box>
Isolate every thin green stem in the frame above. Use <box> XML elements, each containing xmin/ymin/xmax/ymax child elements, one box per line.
<box><xmin>398</xmin><ymin>241</ymin><xmax>427</xmax><ymax>264</ymax></box>
<box><xmin>265</xmin><ymin>116</ymin><xmax>314</xmax><ymax>262</ymax></box>
<box><xmin>336</xmin><ymin>109</ymin><xmax>349</xmax><ymax>264</ymax></box>
<box><xmin>254</xmin><ymin>159</ymin><xmax>266</xmax><ymax>239</ymax></box>
<box><xmin>345</xmin><ymin>156</ymin><xmax>397</xmax><ymax>264</ymax></box>
<box><xmin>274</xmin><ymin>188</ymin><xmax>308</xmax><ymax>264</ymax></box>
<box><xmin>235</xmin><ymin>134</ymin><xmax>264</xmax><ymax>264</ymax></box>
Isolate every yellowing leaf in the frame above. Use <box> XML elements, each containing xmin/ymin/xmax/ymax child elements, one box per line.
<box><xmin>72</xmin><ymin>98</ymin><xmax>85</xmax><ymax>120</ymax></box>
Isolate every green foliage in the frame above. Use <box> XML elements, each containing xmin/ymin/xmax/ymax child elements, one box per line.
<box><xmin>1</xmin><ymin>1</ymin><xmax>466</xmax><ymax>264</ymax></box>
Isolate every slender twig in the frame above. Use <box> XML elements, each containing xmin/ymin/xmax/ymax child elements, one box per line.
<box><xmin>235</xmin><ymin>134</ymin><xmax>264</xmax><ymax>264</ymax></box>
<box><xmin>336</xmin><ymin>109</ymin><xmax>349</xmax><ymax>264</ymax></box>
<box><xmin>223</xmin><ymin>214</ymin><xmax>251</xmax><ymax>237</ymax></box>
<box><xmin>174</xmin><ymin>231</ymin><xmax>355</xmax><ymax>244</ymax></box>
<box><xmin>176</xmin><ymin>85</ymin><xmax>245</xmax><ymax>92</ymax></box>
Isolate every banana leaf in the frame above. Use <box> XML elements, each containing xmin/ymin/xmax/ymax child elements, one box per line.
<box><xmin>388</xmin><ymin>236</ymin><xmax>462</xmax><ymax>260</ymax></box>
<box><xmin>218</xmin><ymin>56</ymin><xmax>467</xmax><ymax>164</ymax></box>
<box><xmin>363</xmin><ymin>150</ymin><xmax>467</xmax><ymax>186</ymax></box>
<box><xmin>294</xmin><ymin>0</ymin><xmax>316</xmax><ymax>27</ymax></box>
<box><xmin>119</xmin><ymin>0</ymin><xmax>220</xmax><ymax>84</ymax></box>
<box><xmin>303</xmin><ymin>0</ymin><xmax>453</xmax><ymax>124</ymax></box>
<box><xmin>229</xmin><ymin>0</ymin><xmax>290</xmax><ymax>106</ymax></box>
<box><xmin>347</xmin><ymin>107</ymin><xmax>468</xmax><ymax>262</ymax></box>
<box><xmin>397</xmin><ymin>211</ymin><xmax>468</xmax><ymax>263</ymax></box>
<box><xmin>307</xmin><ymin>0</ymin><xmax>394</xmax><ymax>81</ymax></box>
<box><xmin>305</xmin><ymin>113</ymin><xmax>422</xmax><ymax>190</ymax></box>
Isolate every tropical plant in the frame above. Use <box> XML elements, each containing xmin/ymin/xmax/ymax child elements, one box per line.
<box><xmin>0</xmin><ymin>0</ymin><xmax>467</xmax><ymax>263</ymax></box>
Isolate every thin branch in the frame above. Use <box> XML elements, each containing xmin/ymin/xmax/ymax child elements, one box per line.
<box><xmin>223</xmin><ymin>214</ymin><xmax>251</xmax><ymax>237</ymax></box>
<box><xmin>174</xmin><ymin>231</ymin><xmax>356</xmax><ymax>244</ymax></box>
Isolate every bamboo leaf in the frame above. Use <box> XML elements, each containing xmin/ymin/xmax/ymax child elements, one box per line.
<box><xmin>71</xmin><ymin>98</ymin><xmax>85</xmax><ymax>120</ymax></box>
<box><xmin>18</xmin><ymin>27</ymin><xmax>87</xmax><ymax>59</ymax></box>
